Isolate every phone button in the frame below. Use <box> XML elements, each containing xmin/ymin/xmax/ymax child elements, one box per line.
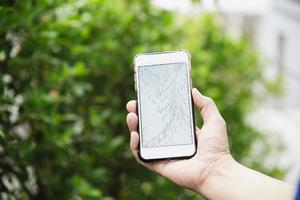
<box><xmin>134</xmin><ymin>74</ymin><xmax>137</xmax><ymax>90</ymax></box>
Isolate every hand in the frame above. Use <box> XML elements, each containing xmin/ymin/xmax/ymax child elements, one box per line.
<box><xmin>126</xmin><ymin>88</ymin><xmax>233</xmax><ymax>193</ymax></box>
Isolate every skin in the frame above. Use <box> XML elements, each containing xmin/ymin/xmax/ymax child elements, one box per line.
<box><xmin>126</xmin><ymin>88</ymin><xmax>296</xmax><ymax>200</ymax></box>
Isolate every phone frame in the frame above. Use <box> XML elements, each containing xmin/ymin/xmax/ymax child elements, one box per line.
<box><xmin>133</xmin><ymin>50</ymin><xmax>197</xmax><ymax>161</ymax></box>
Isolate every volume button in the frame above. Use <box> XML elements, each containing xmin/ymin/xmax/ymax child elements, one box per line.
<box><xmin>134</xmin><ymin>73</ymin><xmax>137</xmax><ymax>90</ymax></box>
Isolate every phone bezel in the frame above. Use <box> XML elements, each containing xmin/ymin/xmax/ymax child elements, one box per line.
<box><xmin>133</xmin><ymin>50</ymin><xmax>197</xmax><ymax>161</ymax></box>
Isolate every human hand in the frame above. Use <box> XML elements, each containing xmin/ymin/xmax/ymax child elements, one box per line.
<box><xmin>126</xmin><ymin>88</ymin><xmax>233</xmax><ymax>193</ymax></box>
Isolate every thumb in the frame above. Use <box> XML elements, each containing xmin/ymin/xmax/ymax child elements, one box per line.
<box><xmin>192</xmin><ymin>88</ymin><xmax>224</xmax><ymax>125</ymax></box>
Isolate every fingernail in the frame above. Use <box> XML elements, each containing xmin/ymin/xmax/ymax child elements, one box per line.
<box><xmin>126</xmin><ymin>102</ymin><xmax>130</xmax><ymax>111</ymax></box>
<box><xmin>193</xmin><ymin>88</ymin><xmax>202</xmax><ymax>95</ymax></box>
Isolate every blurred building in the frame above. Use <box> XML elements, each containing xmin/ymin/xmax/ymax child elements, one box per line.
<box><xmin>249</xmin><ymin>0</ymin><xmax>300</xmax><ymax>183</ymax></box>
<box><xmin>153</xmin><ymin>0</ymin><xmax>300</xmax><ymax>182</ymax></box>
<box><xmin>217</xmin><ymin>0</ymin><xmax>300</xmax><ymax>183</ymax></box>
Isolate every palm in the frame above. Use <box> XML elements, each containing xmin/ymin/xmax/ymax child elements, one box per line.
<box><xmin>148</xmin><ymin>152</ymin><xmax>204</xmax><ymax>190</ymax></box>
<box><xmin>146</xmin><ymin>122</ymin><xmax>229</xmax><ymax>190</ymax></box>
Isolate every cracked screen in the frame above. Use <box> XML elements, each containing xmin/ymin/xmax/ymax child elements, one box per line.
<box><xmin>138</xmin><ymin>62</ymin><xmax>193</xmax><ymax>148</ymax></box>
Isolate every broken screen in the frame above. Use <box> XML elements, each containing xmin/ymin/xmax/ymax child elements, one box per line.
<box><xmin>138</xmin><ymin>62</ymin><xmax>193</xmax><ymax>148</ymax></box>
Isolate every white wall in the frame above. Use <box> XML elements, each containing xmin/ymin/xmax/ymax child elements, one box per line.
<box><xmin>257</xmin><ymin>0</ymin><xmax>300</xmax><ymax>108</ymax></box>
<box><xmin>249</xmin><ymin>0</ymin><xmax>300</xmax><ymax>182</ymax></box>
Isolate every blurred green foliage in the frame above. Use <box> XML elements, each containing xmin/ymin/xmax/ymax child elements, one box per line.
<box><xmin>0</xmin><ymin>0</ymin><xmax>284</xmax><ymax>199</ymax></box>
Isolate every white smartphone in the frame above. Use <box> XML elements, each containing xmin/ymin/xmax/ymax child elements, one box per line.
<box><xmin>133</xmin><ymin>50</ymin><xmax>197</xmax><ymax>161</ymax></box>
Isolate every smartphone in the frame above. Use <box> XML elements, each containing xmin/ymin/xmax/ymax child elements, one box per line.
<box><xmin>133</xmin><ymin>50</ymin><xmax>197</xmax><ymax>161</ymax></box>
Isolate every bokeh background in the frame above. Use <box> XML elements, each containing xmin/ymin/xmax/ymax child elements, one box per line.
<box><xmin>0</xmin><ymin>0</ymin><xmax>299</xmax><ymax>199</ymax></box>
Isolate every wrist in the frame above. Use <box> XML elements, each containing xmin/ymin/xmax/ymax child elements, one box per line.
<box><xmin>196</xmin><ymin>156</ymin><xmax>296</xmax><ymax>200</ymax></box>
<box><xmin>194</xmin><ymin>154</ymin><xmax>237</xmax><ymax>195</ymax></box>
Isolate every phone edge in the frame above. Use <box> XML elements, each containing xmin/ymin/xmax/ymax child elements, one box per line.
<box><xmin>133</xmin><ymin>49</ymin><xmax>197</xmax><ymax>162</ymax></box>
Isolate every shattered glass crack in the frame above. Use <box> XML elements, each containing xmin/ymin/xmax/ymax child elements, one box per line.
<box><xmin>138</xmin><ymin>62</ymin><xmax>193</xmax><ymax>148</ymax></box>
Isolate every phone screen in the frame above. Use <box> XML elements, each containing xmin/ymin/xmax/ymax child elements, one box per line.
<box><xmin>138</xmin><ymin>62</ymin><xmax>193</xmax><ymax>148</ymax></box>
